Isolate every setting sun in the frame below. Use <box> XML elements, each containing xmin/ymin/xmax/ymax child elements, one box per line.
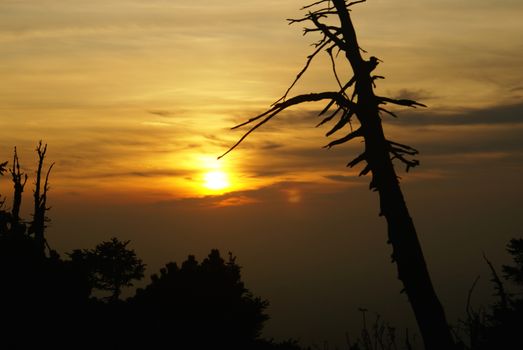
<box><xmin>203</xmin><ymin>170</ymin><xmax>230</xmax><ymax>191</ymax></box>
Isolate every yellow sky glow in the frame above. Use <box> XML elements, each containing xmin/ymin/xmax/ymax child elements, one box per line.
<box><xmin>203</xmin><ymin>170</ymin><xmax>229</xmax><ymax>191</ymax></box>
<box><xmin>0</xmin><ymin>0</ymin><xmax>522</xmax><ymax>201</ymax></box>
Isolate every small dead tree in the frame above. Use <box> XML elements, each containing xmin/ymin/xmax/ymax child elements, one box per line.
<box><xmin>29</xmin><ymin>141</ymin><xmax>54</xmax><ymax>255</ymax></box>
<box><xmin>0</xmin><ymin>160</ymin><xmax>7</xmax><ymax>208</ymax></box>
<box><xmin>10</xmin><ymin>147</ymin><xmax>28</xmax><ymax>226</ymax></box>
<box><xmin>220</xmin><ymin>1</ymin><xmax>455</xmax><ymax>349</ymax></box>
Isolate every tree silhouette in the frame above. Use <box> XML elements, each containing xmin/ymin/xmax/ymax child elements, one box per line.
<box><xmin>0</xmin><ymin>145</ymin><xmax>306</xmax><ymax>348</ymax></box>
<box><xmin>28</xmin><ymin>141</ymin><xmax>54</xmax><ymax>255</ymax></box>
<box><xmin>70</xmin><ymin>237</ymin><xmax>145</xmax><ymax>301</ymax></box>
<box><xmin>0</xmin><ymin>142</ymin><xmax>53</xmax><ymax>257</ymax></box>
<box><xmin>502</xmin><ymin>238</ymin><xmax>523</xmax><ymax>286</ymax></box>
<box><xmin>220</xmin><ymin>1</ymin><xmax>454</xmax><ymax>348</ymax></box>
<box><xmin>462</xmin><ymin>238</ymin><xmax>523</xmax><ymax>350</ymax></box>
<box><xmin>10</xmin><ymin>147</ymin><xmax>27</xmax><ymax>230</ymax></box>
<box><xmin>0</xmin><ymin>145</ymin><xmax>94</xmax><ymax>347</ymax></box>
<box><xmin>131</xmin><ymin>250</ymin><xmax>269</xmax><ymax>348</ymax></box>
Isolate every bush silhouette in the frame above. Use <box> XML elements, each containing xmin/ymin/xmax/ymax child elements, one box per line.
<box><xmin>460</xmin><ymin>237</ymin><xmax>523</xmax><ymax>350</ymax></box>
<box><xmin>130</xmin><ymin>250</ymin><xmax>270</xmax><ymax>348</ymax></box>
<box><xmin>69</xmin><ymin>237</ymin><xmax>145</xmax><ymax>301</ymax></box>
<box><xmin>0</xmin><ymin>145</ymin><xmax>298</xmax><ymax>348</ymax></box>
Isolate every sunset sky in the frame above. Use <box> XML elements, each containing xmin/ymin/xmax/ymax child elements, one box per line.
<box><xmin>1</xmin><ymin>0</ymin><xmax>522</xmax><ymax>346</ymax></box>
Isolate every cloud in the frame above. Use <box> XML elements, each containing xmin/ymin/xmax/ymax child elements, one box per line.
<box><xmin>324</xmin><ymin>174</ymin><xmax>359</xmax><ymax>183</ymax></box>
<box><xmin>60</xmin><ymin>169</ymin><xmax>190</xmax><ymax>180</ymax></box>
<box><xmin>213</xmin><ymin>195</ymin><xmax>259</xmax><ymax>207</ymax></box>
<box><xmin>158</xmin><ymin>181</ymin><xmax>337</xmax><ymax>207</ymax></box>
<box><xmin>148</xmin><ymin>110</ymin><xmax>175</xmax><ymax>118</ymax></box>
<box><xmin>391</xmin><ymin>88</ymin><xmax>435</xmax><ymax>102</ymax></box>
<box><xmin>388</xmin><ymin>102</ymin><xmax>523</xmax><ymax>126</ymax></box>
<box><xmin>260</xmin><ymin>141</ymin><xmax>284</xmax><ymax>150</ymax></box>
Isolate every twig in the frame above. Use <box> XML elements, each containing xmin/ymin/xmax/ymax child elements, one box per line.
<box><xmin>273</xmin><ymin>38</ymin><xmax>333</xmax><ymax>105</ymax></box>
<box><xmin>466</xmin><ymin>275</ymin><xmax>481</xmax><ymax>320</ymax></box>
<box><xmin>483</xmin><ymin>252</ymin><xmax>510</xmax><ymax>310</ymax></box>
<box><xmin>326</xmin><ymin>46</ymin><xmax>344</xmax><ymax>90</ymax></box>
<box><xmin>379</xmin><ymin>96</ymin><xmax>427</xmax><ymax>108</ymax></box>
<box><xmin>220</xmin><ymin>92</ymin><xmax>350</xmax><ymax>159</ymax></box>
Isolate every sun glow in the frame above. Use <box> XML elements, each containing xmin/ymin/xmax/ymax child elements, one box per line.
<box><xmin>203</xmin><ymin>170</ymin><xmax>230</xmax><ymax>191</ymax></box>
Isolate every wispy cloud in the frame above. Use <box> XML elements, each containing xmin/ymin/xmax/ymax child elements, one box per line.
<box><xmin>388</xmin><ymin>102</ymin><xmax>523</xmax><ymax>126</ymax></box>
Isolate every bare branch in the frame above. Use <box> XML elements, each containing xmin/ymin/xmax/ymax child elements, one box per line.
<box><xmin>347</xmin><ymin>0</ymin><xmax>367</xmax><ymax>7</ymax></box>
<box><xmin>466</xmin><ymin>276</ymin><xmax>481</xmax><ymax>320</ymax></box>
<box><xmin>303</xmin><ymin>26</ymin><xmax>340</xmax><ymax>36</ymax></box>
<box><xmin>319</xmin><ymin>78</ymin><xmax>356</xmax><ymax>116</ymax></box>
<box><xmin>388</xmin><ymin>139</ymin><xmax>420</xmax><ymax>170</ymax></box>
<box><xmin>326</xmin><ymin>109</ymin><xmax>354</xmax><ymax>136</ymax></box>
<box><xmin>372</xmin><ymin>75</ymin><xmax>384</xmax><ymax>88</ymax></box>
<box><xmin>347</xmin><ymin>152</ymin><xmax>366</xmax><ymax>168</ymax></box>
<box><xmin>379</xmin><ymin>107</ymin><xmax>398</xmax><ymax>118</ymax></box>
<box><xmin>390</xmin><ymin>150</ymin><xmax>419</xmax><ymax>172</ymax></box>
<box><xmin>219</xmin><ymin>110</ymin><xmax>281</xmax><ymax>160</ymax></box>
<box><xmin>273</xmin><ymin>38</ymin><xmax>332</xmax><ymax>105</ymax></box>
<box><xmin>309</xmin><ymin>10</ymin><xmax>339</xmax><ymax>17</ymax></box>
<box><xmin>231</xmin><ymin>105</ymin><xmax>283</xmax><ymax>130</ymax></box>
<box><xmin>220</xmin><ymin>92</ymin><xmax>348</xmax><ymax>159</ymax></box>
<box><xmin>287</xmin><ymin>15</ymin><xmax>325</xmax><ymax>25</ymax></box>
<box><xmin>359</xmin><ymin>164</ymin><xmax>371</xmax><ymax>176</ymax></box>
<box><xmin>42</xmin><ymin>162</ymin><xmax>55</xmax><ymax>205</ymax></box>
<box><xmin>34</xmin><ymin>141</ymin><xmax>47</xmax><ymax>215</ymax></box>
<box><xmin>391</xmin><ymin>146</ymin><xmax>417</xmax><ymax>156</ymax></box>
<box><xmin>379</xmin><ymin>96</ymin><xmax>427</xmax><ymax>108</ymax></box>
<box><xmin>483</xmin><ymin>253</ymin><xmax>510</xmax><ymax>310</ymax></box>
<box><xmin>323</xmin><ymin>128</ymin><xmax>363</xmax><ymax>148</ymax></box>
<box><xmin>319</xmin><ymin>99</ymin><xmax>337</xmax><ymax>116</ymax></box>
<box><xmin>326</xmin><ymin>46</ymin><xmax>344</xmax><ymax>90</ymax></box>
<box><xmin>301</xmin><ymin>0</ymin><xmax>332</xmax><ymax>10</ymax></box>
<box><xmin>310</xmin><ymin>14</ymin><xmax>348</xmax><ymax>51</ymax></box>
<box><xmin>388</xmin><ymin>140</ymin><xmax>419</xmax><ymax>154</ymax></box>
<box><xmin>31</xmin><ymin>141</ymin><xmax>53</xmax><ymax>256</ymax></box>
<box><xmin>317</xmin><ymin>106</ymin><xmax>344</xmax><ymax>127</ymax></box>
<box><xmin>11</xmin><ymin>147</ymin><xmax>27</xmax><ymax>222</ymax></box>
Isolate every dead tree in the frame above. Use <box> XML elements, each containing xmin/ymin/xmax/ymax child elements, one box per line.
<box><xmin>0</xmin><ymin>160</ymin><xmax>7</xmax><ymax>224</ymax></box>
<box><xmin>29</xmin><ymin>141</ymin><xmax>54</xmax><ymax>255</ymax></box>
<box><xmin>10</xmin><ymin>147</ymin><xmax>28</xmax><ymax>226</ymax></box>
<box><xmin>0</xmin><ymin>160</ymin><xmax>7</xmax><ymax>208</ymax></box>
<box><xmin>220</xmin><ymin>1</ymin><xmax>455</xmax><ymax>349</ymax></box>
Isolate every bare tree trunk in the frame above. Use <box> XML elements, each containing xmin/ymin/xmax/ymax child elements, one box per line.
<box><xmin>368</xmin><ymin>121</ymin><xmax>455</xmax><ymax>350</ymax></box>
<box><xmin>31</xmin><ymin>141</ymin><xmax>54</xmax><ymax>256</ymax></box>
<box><xmin>222</xmin><ymin>1</ymin><xmax>456</xmax><ymax>348</ymax></box>
<box><xmin>331</xmin><ymin>1</ymin><xmax>455</xmax><ymax>348</ymax></box>
<box><xmin>11</xmin><ymin>147</ymin><xmax>27</xmax><ymax>229</ymax></box>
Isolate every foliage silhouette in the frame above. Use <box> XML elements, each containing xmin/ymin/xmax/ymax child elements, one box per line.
<box><xmin>342</xmin><ymin>309</ymin><xmax>418</xmax><ymax>350</ymax></box>
<box><xmin>220</xmin><ymin>1</ymin><xmax>454</xmax><ymax>349</ymax></box>
<box><xmin>69</xmin><ymin>237</ymin><xmax>145</xmax><ymax>301</ymax></box>
<box><xmin>479</xmin><ymin>238</ymin><xmax>523</xmax><ymax>350</ymax></box>
<box><xmin>0</xmin><ymin>145</ymin><xmax>300</xmax><ymax>348</ymax></box>
<box><xmin>458</xmin><ymin>237</ymin><xmax>523</xmax><ymax>350</ymax></box>
<box><xmin>130</xmin><ymin>250</ymin><xmax>270</xmax><ymax>348</ymax></box>
<box><xmin>502</xmin><ymin>238</ymin><xmax>523</xmax><ymax>286</ymax></box>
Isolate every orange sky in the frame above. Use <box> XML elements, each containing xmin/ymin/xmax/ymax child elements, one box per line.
<box><xmin>1</xmin><ymin>0</ymin><xmax>523</xmax><ymax>346</ymax></box>
<box><xmin>1</xmin><ymin>0</ymin><xmax>522</xmax><ymax>200</ymax></box>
